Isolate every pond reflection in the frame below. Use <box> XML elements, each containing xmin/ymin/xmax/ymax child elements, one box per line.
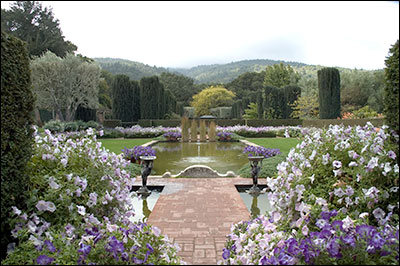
<box><xmin>151</xmin><ymin>142</ymin><xmax>248</xmax><ymax>175</ymax></box>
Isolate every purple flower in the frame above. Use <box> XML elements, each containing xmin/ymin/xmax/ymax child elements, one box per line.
<box><xmin>78</xmin><ymin>243</ymin><xmax>92</xmax><ymax>255</ymax></box>
<box><xmin>356</xmin><ymin>225</ymin><xmax>375</xmax><ymax>239</ymax></box>
<box><xmin>331</xmin><ymin>220</ymin><xmax>344</xmax><ymax>231</ymax></box>
<box><xmin>44</xmin><ymin>240</ymin><xmax>56</xmax><ymax>253</ymax></box>
<box><xmin>222</xmin><ymin>248</ymin><xmax>230</xmax><ymax>259</ymax></box>
<box><xmin>327</xmin><ymin>237</ymin><xmax>342</xmax><ymax>258</ymax></box>
<box><xmin>36</xmin><ymin>255</ymin><xmax>55</xmax><ymax>265</ymax></box>
<box><xmin>340</xmin><ymin>234</ymin><xmax>355</xmax><ymax>247</ymax></box>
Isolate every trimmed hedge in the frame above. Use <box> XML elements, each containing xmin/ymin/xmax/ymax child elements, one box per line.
<box><xmin>103</xmin><ymin>119</ymin><xmax>121</xmax><ymax>128</ymax></box>
<box><xmin>303</xmin><ymin>118</ymin><xmax>385</xmax><ymax>128</ymax></box>
<box><xmin>1</xmin><ymin>31</ymin><xmax>34</xmax><ymax>257</ymax></box>
<box><xmin>246</xmin><ymin>119</ymin><xmax>303</xmax><ymax>127</ymax></box>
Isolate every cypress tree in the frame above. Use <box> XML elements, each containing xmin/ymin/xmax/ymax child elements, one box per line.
<box><xmin>264</xmin><ymin>85</ymin><xmax>285</xmax><ymax>119</ymax></box>
<box><xmin>140</xmin><ymin>76</ymin><xmax>161</xmax><ymax>119</ymax></box>
<box><xmin>283</xmin><ymin>85</ymin><xmax>301</xmax><ymax>119</ymax></box>
<box><xmin>112</xmin><ymin>74</ymin><xmax>134</xmax><ymax>122</ymax></box>
<box><xmin>383</xmin><ymin>40</ymin><xmax>399</xmax><ymax>134</ymax></box>
<box><xmin>1</xmin><ymin>32</ymin><xmax>34</xmax><ymax>256</ymax></box>
<box><xmin>131</xmin><ymin>80</ymin><xmax>141</xmax><ymax>122</ymax></box>
<box><xmin>256</xmin><ymin>90</ymin><xmax>264</xmax><ymax>119</ymax></box>
<box><xmin>318</xmin><ymin>67</ymin><xmax>341</xmax><ymax>119</ymax></box>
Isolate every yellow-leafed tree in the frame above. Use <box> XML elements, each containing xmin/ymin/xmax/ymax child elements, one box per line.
<box><xmin>190</xmin><ymin>86</ymin><xmax>235</xmax><ymax>117</ymax></box>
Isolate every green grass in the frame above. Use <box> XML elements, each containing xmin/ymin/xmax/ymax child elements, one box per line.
<box><xmin>99</xmin><ymin>138</ymin><xmax>153</xmax><ymax>154</ymax></box>
<box><xmin>239</xmin><ymin>137</ymin><xmax>301</xmax><ymax>178</ymax></box>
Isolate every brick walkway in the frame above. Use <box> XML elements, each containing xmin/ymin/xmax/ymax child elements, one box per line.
<box><xmin>133</xmin><ymin>177</ymin><xmax>266</xmax><ymax>265</ymax></box>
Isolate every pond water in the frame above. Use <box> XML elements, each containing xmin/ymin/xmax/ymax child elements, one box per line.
<box><xmin>150</xmin><ymin>142</ymin><xmax>249</xmax><ymax>175</ymax></box>
<box><xmin>236</xmin><ymin>185</ymin><xmax>273</xmax><ymax>218</ymax></box>
<box><xmin>129</xmin><ymin>186</ymin><xmax>163</xmax><ymax>223</ymax></box>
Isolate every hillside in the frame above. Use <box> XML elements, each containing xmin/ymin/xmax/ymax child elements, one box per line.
<box><xmin>94</xmin><ymin>57</ymin><xmax>310</xmax><ymax>84</ymax></box>
<box><xmin>94</xmin><ymin>57</ymin><xmax>169</xmax><ymax>81</ymax></box>
<box><xmin>169</xmin><ymin>59</ymin><xmax>308</xmax><ymax>84</ymax></box>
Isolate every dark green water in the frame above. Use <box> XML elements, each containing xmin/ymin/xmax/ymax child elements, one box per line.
<box><xmin>238</xmin><ymin>192</ymin><xmax>272</xmax><ymax>218</ymax></box>
<box><xmin>150</xmin><ymin>142</ymin><xmax>249</xmax><ymax>175</ymax></box>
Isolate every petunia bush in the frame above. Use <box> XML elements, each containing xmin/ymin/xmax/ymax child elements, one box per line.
<box><xmin>1</xmin><ymin>126</ymin><xmax>184</xmax><ymax>265</ymax></box>
<box><xmin>220</xmin><ymin>122</ymin><xmax>399</xmax><ymax>265</ymax></box>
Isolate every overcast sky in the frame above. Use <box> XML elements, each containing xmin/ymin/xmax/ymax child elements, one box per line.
<box><xmin>1</xmin><ymin>1</ymin><xmax>399</xmax><ymax>69</ymax></box>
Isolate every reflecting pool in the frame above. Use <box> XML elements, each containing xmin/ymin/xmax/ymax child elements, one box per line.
<box><xmin>236</xmin><ymin>185</ymin><xmax>273</xmax><ymax>218</ymax></box>
<box><xmin>129</xmin><ymin>186</ymin><xmax>163</xmax><ymax>223</ymax></box>
<box><xmin>150</xmin><ymin>142</ymin><xmax>248</xmax><ymax>175</ymax></box>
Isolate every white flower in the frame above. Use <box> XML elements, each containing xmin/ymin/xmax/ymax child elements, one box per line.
<box><xmin>36</xmin><ymin>200</ymin><xmax>56</xmax><ymax>212</ymax></box>
<box><xmin>332</xmin><ymin>160</ymin><xmax>342</xmax><ymax>168</ymax></box>
<box><xmin>49</xmin><ymin>177</ymin><xmax>60</xmax><ymax>190</ymax></box>
<box><xmin>342</xmin><ymin>216</ymin><xmax>354</xmax><ymax>230</ymax></box>
<box><xmin>372</xmin><ymin>207</ymin><xmax>385</xmax><ymax>220</ymax></box>
<box><xmin>11</xmin><ymin>206</ymin><xmax>21</xmax><ymax>216</ymax></box>
<box><xmin>77</xmin><ymin>205</ymin><xmax>86</xmax><ymax>216</ymax></box>
<box><xmin>359</xmin><ymin>212</ymin><xmax>369</xmax><ymax>219</ymax></box>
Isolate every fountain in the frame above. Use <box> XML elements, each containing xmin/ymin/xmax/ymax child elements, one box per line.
<box><xmin>137</xmin><ymin>156</ymin><xmax>156</xmax><ymax>196</ymax></box>
<box><xmin>247</xmin><ymin>156</ymin><xmax>265</xmax><ymax>194</ymax></box>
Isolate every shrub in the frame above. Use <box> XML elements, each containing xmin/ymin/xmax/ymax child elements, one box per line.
<box><xmin>220</xmin><ymin>122</ymin><xmax>399</xmax><ymax>265</ymax></box>
<box><xmin>1</xmin><ymin>128</ymin><xmax>184</xmax><ymax>265</ymax></box>
<box><xmin>383</xmin><ymin>40</ymin><xmax>399</xmax><ymax>133</ymax></box>
<box><xmin>86</xmin><ymin>120</ymin><xmax>101</xmax><ymax>130</ymax></box>
<box><xmin>63</xmin><ymin>121</ymin><xmax>79</xmax><ymax>132</ymax></box>
<box><xmin>1</xmin><ymin>31</ymin><xmax>34</xmax><ymax>257</ymax></box>
<box><xmin>318</xmin><ymin>67</ymin><xmax>341</xmax><ymax>119</ymax></box>
<box><xmin>43</xmin><ymin>119</ymin><xmax>64</xmax><ymax>133</ymax></box>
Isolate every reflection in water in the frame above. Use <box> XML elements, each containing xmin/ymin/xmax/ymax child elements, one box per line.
<box><xmin>238</xmin><ymin>192</ymin><xmax>272</xmax><ymax>217</ymax></box>
<box><xmin>142</xmin><ymin>198</ymin><xmax>151</xmax><ymax>219</ymax></box>
<box><xmin>151</xmin><ymin>142</ymin><xmax>248</xmax><ymax>175</ymax></box>
<box><xmin>129</xmin><ymin>191</ymin><xmax>161</xmax><ymax>223</ymax></box>
<box><xmin>250</xmin><ymin>195</ymin><xmax>260</xmax><ymax>218</ymax></box>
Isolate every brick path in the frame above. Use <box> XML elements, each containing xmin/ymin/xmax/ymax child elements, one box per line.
<box><xmin>133</xmin><ymin>177</ymin><xmax>265</xmax><ymax>265</ymax></box>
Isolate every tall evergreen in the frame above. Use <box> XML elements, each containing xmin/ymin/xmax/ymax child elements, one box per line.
<box><xmin>131</xmin><ymin>80</ymin><xmax>141</xmax><ymax>122</ymax></box>
<box><xmin>283</xmin><ymin>85</ymin><xmax>301</xmax><ymax>119</ymax></box>
<box><xmin>140</xmin><ymin>76</ymin><xmax>161</xmax><ymax>119</ymax></box>
<box><xmin>383</xmin><ymin>40</ymin><xmax>399</xmax><ymax>134</ymax></box>
<box><xmin>256</xmin><ymin>90</ymin><xmax>264</xmax><ymax>119</ymax></box>
<box><xmin>264</xmin><ymin>85</ymin><xmax>285</xmax><ymax>119</ymax></box>
<box><xmin>112</xmin><ymin>74</ymin><xmax>134</xmax><ymax>122</ymax></box>
<box><xmin>318</xmin><ymin>67</ymin><xmax>341</xmax><ymax>119</ymax></box>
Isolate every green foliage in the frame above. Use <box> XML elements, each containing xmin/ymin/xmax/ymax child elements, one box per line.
<box><xmin>1</xmin><ymin>1</ymin><xmax>77</xmax><ymax>57</ymax></box>
<box><xmin>318</xmin><ymin>67</ymin><xmax>341</xmax><ymax>119</ymax></box>
<box><xmin>140</xmin><ymin>76</ymin><xmax>163</xmax><ymax>119</ymax></box>
<box><xmin>383</xmin><ymin>40</ymin><xmax>399</xmax><ymax>133</ymax></box>
<box><xmin>1</xmin><ymin>31</ymin><xmax>34</xmax><ymax>258</ymax></box>
<box><xmin>283</xmin><ymin>85</ymin><xmax>301</xmax><ymax>119</ymax></box>
<box><xmin>264</xmin><ymin>86</ymin><xmax>286</xmax><ymax>119</ymax></box>
<box><xmin>112</xmin><ymin>74</ymin><xmax>134</xmax><ymax>122</ymax></box>
<box><xmin>190</xmin><ymin>86</ymin><xmax>236</xmax><ymax>117</ymax></box>
<box><xmin>30</xmin><ymin>51</ymin><xmax>101</xmax><ymax>122</ymax></box>
<box><xmin>226</xmin><ymin>71</ymin><xmax>265</xmax><ymax>99</ymax></box>
<box><xmin>263</xmin><ymin>63</ymin><xmax>300</xmax><ymax>88</ymax></box>
<box><xmin>290</xmin><ymin>95</ymin><xmax>319</xmax><ymax>119</ymax></box>
<box><xmin>352</xmin><ymin>105</ymin><xmax>380</xmax><ymax>119</ymax></box>
<box><xmin>159</xmin><ymin>72</ymin><xmax>198</xmax><ymax>106</ymax></box>
<box><xmin>242</xmin><ymin>102</ymin><xmax>259</xmax><ymax>120</ymax></box>
<box><xmin>43</xmin><ymin>119</ymin><xmax>64</xmax><ymax>133</ymax></box>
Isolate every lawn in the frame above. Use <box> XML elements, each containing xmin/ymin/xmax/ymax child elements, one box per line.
<box><xmin>244</xmin><ymin>137</ymin><xmax>300</xmax><ymax>155</ymax></box>
<box><xmin>98</xmin><ymin>138</ymin><xmax>153</xmax><ymax>154</ymax></box>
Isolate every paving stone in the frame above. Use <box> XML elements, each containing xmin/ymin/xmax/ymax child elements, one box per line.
<box><xmin>140</xmin><ymin>177</ymin><xmax>254</xmax><ymax>265</ymax></box>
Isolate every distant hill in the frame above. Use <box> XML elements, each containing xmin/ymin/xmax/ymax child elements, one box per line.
<box><xmin>93</xmin><ymin>57</ymin><xmax>318</xmax><ymax>84</ymax></box>
<box><xmin>169</xmin><ymin>59</ymin><xmax>308</xmax><ymax>84</ymax></box>
<box><xmin>94</xmin><ymin>57</ymin><xmax>169</xmax><ymax>81</ymax></box>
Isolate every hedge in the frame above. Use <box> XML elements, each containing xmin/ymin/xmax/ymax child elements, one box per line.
<box><xmin>1</xmin><ymin>31</ymin><xmax>34</xmax><ymax>258</ymax></box>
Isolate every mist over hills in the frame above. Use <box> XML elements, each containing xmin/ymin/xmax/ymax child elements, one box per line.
<box><xmin>94</xmin><ymin>57</ymin><xmax>311</xmax><ymax>84</ymax></box>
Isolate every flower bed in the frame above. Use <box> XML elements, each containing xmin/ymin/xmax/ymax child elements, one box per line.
<box><xmin>2</xmin><ymin>127</ymin><xmax>184</xmax><ymax>265</ymax></box>
<box><xmin>220</xmin><ymin>122</ymin><xmax>399</xmax><ymax>265</ymax></box>
<box><xmin>243</xmin><ymin>145</ymin><xmax>281</xmax><ymax>158</ymax></box>
<box><xmin>162</xmin><ymin>131</ymin><xmax>182</xmax><ymax>142</ymax></box>
<box><xmin>216</xmin><ymin>125</ymin><xmax>309</xmax><ymax>138</ymax></box>
<box><xmin>122</xmin><ymin>145</ymin><xmax>156</xmax><ymax>164</ymax></box>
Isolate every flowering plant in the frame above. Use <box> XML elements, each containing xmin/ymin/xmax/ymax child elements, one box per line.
<box><xmin>220</xmin><ymin>122</ymin><xmax>399</xmax><ymax>265</ymax></box>
<box><xmin>122</xmin><ymin>146</ymin><xmax>156</xmax><ymax>162</ymax></box>
<box><xmin>163</xmin><ymin>131</ymin><xmax>182</xmax><ymax>141</ymax></box>
<box><xmin>217</xmin><ymin>131</ymin><xmax>234</xmax><ymax>141</ymax></box>
<box><xmin>243</xmin><ymin>145</ymin><xmax>281</xmax><ymax>158</ymax></box>
<box><xmin>2</xmin><ymin>127</ymin><xmax>183</xmax><ymax>265</ymax></box>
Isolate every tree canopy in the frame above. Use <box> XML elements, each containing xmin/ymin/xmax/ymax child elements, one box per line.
<box><xmin>31</xmin><ymin>51</ymin><xmax>101</xmax><ymax>121</ymax></box>
<box><xmin>190</xmin><ymin>86</ymin><xmax>235</xmax><ymax>117</ymax></box>
<box><xmin>1</xmin><ymin>1</ymin><xmax>77</xmax><ymax>57</ymax></box>
<box><xmin>263</xmin><ymin>62</ymin><xmax>300</xmax><ymax>88</ymax></box>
